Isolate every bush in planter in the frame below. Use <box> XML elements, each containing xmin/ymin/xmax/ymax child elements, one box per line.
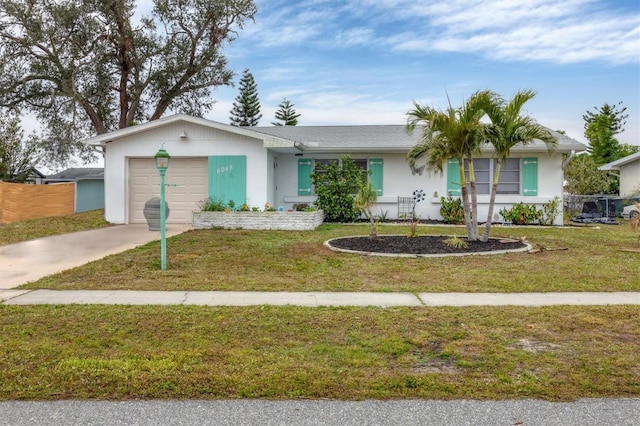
<box><xmin>500</xmin><ymin>202</ymin><xmax>542</xmax><ymax>225</ymax></box>
<box><xmin>293</xmin><ymin>203</ymin><xmax>309</xmax><ymax>211</ymax></box>
<box><xmin>199</xmin><ymin>197</ymin><xmax>228</xmax><ymax>211</ymax></box>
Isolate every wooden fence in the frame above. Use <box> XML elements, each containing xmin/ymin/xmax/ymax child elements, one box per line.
<box><xmin>0</xmin><ymin>181</ymin><xmax>75</xmax><ymax>224</ymax></box>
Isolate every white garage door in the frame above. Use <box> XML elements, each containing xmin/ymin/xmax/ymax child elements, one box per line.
<box><xmin>129</xmin><ymin>157</ymin><xmax>208</xmax><ymax>224</ymax></box>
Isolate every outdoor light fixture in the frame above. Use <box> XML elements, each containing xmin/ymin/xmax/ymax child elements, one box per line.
<box><xmin>155</xmin><ymin>148</ymin><xmax>170</xmax><ymax>170</ymax></box>
<box><xmin>155</xmin><ymin>148</ymin><xmax>170</xmax><ymax>270</ymax></box>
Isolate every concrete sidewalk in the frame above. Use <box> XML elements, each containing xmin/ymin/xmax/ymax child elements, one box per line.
<box><xmin>2</xmin><ymin>289</ymin><xmax>639</xmax><ymax>307</ymax></box>
<box><xmin>0</xmin><ymin>224</ymin><xmax>191</xmax><ymax>289</ymax></box>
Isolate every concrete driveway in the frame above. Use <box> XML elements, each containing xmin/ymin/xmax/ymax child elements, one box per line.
<box><xmin>0</xmin><ymin>224</ymin><xmax>191</xmax><ymax>289</ymax></box>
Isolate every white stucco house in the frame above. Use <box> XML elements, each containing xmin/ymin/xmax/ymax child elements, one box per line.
<box><xmin>599</xmin><ymin>151</ymin><xmax>640</xmax><ymax>197</ymax></box>
<box><xmin>84</xmin><ymin>114</ymin><xmax>586</xmax><ymax>226</ymax></box>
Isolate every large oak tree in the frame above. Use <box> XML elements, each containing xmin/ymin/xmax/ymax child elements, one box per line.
<box><xmin>0</xmin><ymin>0</ymin><xmax>256</xmax><ymax>166</ymax></box>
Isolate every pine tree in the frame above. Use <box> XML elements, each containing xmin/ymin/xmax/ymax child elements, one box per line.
<box><xmin>583</xmin><ymin>102</ymin><xmax>628</xmax><ymax>165</ymax></box>
<box><xmin>272</xmin><ymin>98</ymin><xmax>301</xmax><ymax>126</ymax></box>
<box><xmin>230</xmin><ymin>69</ymin><xmax>262</xmax><ymax>126</ymax></box>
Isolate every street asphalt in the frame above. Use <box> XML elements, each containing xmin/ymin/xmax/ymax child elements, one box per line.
<box><xmin>1</xmin><ymin>399</ymin><xmax>639</xmax><ymax>426</ymax></box>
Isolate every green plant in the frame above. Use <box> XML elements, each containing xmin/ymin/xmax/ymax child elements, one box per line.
<box><xmin>539</xmin><ymin>196</ymin><xmax>561</xmax><ymax>226</ymax></box>
<box><xmin>445</xmin><ymin>235</ymin><xmax>469</xmax><ymax>249</ymax></box>
<box><xmin>198</xmin><ymin>197</ymin><xmax>228</xmax><ymax>212</ymax></box>
<box><xmin>251</xmin><ymin>207</ymin><xmax>259</xmax><ymax>212</ymax></box>
<box><xmin>228</xmin><ymin>200</ymin><xmax>236</xmax><ymax>210</ymax></box>
<box><xmin>293</xmin><ymin>203</ymin><xmax>309</xmax><ymax>212</ymax></box>
<box><xmin>375</xmin><ymin>210</ymin><xmax>389</xmax><ymax>223</ymax></box>
<box><xmin>440</xmin><ymin>196</ymin><xmax>464</xmax><ymax>224</ymax></box>
<box><xmin>354</xmin><ymin>181</ymin><xmax>378</xmax><ymax>237</ymax></box>
<box><xmin>499</xmin><ymin>202</ymin><xmax>542</xmax><ymax>225</ymax></box>
<box><xmin>311</xmin><ymin>155</ymin><xmax>364</xmax><ymax>222</ymax></box>
<box><xmin>240</xmin><ymin>203</ymin><xmax>250</xmax><ymax>212</ymax></box>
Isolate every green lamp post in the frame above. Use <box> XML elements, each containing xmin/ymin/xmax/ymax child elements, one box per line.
<box><xmin>155</xmin><ymin>148</ymin><xmax>170</xmax><ymax>270</ymax></box>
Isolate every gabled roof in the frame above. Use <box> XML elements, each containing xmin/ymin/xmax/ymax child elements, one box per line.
<box><xmin>82</xmin><ymin>114</ymin><xmax>294</xmax><ymax>148</ymax></box>
<box><xmin>254</xmin><ymin>125</ymin><xmax>586</xmax><ymax>154</ymax></box>
<box><xmin>599</xmin><ymin>151</ymin><xmax>640</xmax><ymax>171</ymax></box>
<box><xmin>46</xmin><ymin>168</ymin><xmax>104</xmax><ymax>181</ymax></box>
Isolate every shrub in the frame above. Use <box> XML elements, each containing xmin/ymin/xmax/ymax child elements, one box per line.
<box><xmin>539</xmin><ymin>196</ymin><xmax>561</xmax><ymax>225</ymax></box>
<box><xmin>499</xmin><ymin>202</ymin><xmax>542</xmax><ymax>225</ymax></box>
<box><xmin>293</xmin><ymin>203</ymin><xmax>309</xmax><ymax>212</ymax></box>
<box><xmin>199</xmin><ymin>197</ymin><xmax>228</xmax><ymax>212</ymax></box>
<box><xmin>311</xmin><ymin>155</ymin><xmax>364</xmax><ymax>222</ymax></box>
<box><xmin>440</xmin><ymin>196</ymin><xmax>464</xmax><ymax>224</ymax></box>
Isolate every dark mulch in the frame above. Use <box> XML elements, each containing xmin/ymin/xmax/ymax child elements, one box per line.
<box><xmin>327</xmin><ymin>235</ymin><xmax>528</xmax><ymax>255</ymax></box>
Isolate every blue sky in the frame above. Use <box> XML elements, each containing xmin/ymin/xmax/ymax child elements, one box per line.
<box><xmin>202</xmin><ymin>0</ymin><xmax>639</xmax><ymax>147</ymax></box>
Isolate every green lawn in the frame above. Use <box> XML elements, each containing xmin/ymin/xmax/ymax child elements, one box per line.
<box><xmin>23</xmin><ymin>222</ymin><xmax>640</xmax><ymax>293</ymax></box>
<box><xmin>3</xmin><ymin>221</ymin><xmax>639</xmax><ymax>401</ymax></box>
<box><xmin>0</xmin><ymin>209</ymin><xmax>110</xmax><ymax>246</ymax></box>
<box><xmin>1</xmin><ymin>304</ymin><xmax>638</xmax><ymax>401</ymax></box>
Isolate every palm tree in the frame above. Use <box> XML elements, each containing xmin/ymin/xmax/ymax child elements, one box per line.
<box><xmin>480</xmin><ymin>89</ymin><xmax>557</xmax><ymax>241</ymax></box>
<box><xmin>354</xmin><ymin>180</ymin><xmax>378</xmax><ymax>237</ymax></box>
<box><xmin>407</xmin><ymin>90</ymin><xmax>494</xmax><ymax>241</ymax></box>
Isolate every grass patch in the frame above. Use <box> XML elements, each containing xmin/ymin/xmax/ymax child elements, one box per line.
<box><xmin>24</xmin><ymin>223</ymin><xmax>640</xmax><ymax>293</ymax></box>
<box><xmin>1</xmin><ymin>304</ymin><xmax>638</xmax><ymax>401</ymax></box>
<box><xmin>0</xmin><ymin>209</ymin><xmax>110</xmax><ymax>246</ymax></box>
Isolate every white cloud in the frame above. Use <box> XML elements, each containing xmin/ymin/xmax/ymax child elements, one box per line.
<box><xmin>343</xmin><ymin>0</ymin><xmax>640</xmax><ymax>64</ymax></box>
<box><xmin>335</xmin><ymin>28</ymin><xmax>375</xmax><ymax>47</ymax></box>
<box><xmin>155</xmin><ymin>1</ymin><xmax>640</xmax><ymax>65</ymax></box>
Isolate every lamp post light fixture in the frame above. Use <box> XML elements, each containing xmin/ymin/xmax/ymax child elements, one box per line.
<box><xmin>155</xmin><ymin>148</ymin><xmax>170</xmax><ymax>270</ymax></box>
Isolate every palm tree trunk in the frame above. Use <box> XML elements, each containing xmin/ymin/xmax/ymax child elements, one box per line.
<box><xmin>458</xmin><ymin>160</ymin><xmax>475</xmax><ymax>240</ymax></box>
<box><xmin>467</xmin><ymin>158</ymin><xmax>479</xmax><ymax>240</ymax></box>
<box><xmin>481</xmin><ymin>159</ymin><xmax>502</xmax><ymax>242</ymax></box>
<box><xmin>368</xmin><ymin>208</ymin><xmax>377</xmax><ymax>238</ymax></box>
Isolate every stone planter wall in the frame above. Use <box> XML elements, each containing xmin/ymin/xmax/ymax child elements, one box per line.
<box><xmin>192</xmin><ymin>210</ymin><xmax>324</xmax><ymax>230</ymax></box>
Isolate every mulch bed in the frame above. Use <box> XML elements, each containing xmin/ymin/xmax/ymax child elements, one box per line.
<box><xmin>327</xmin><ymin>235</ymin><xmax>527</xmax><ymax>255</ymax></box>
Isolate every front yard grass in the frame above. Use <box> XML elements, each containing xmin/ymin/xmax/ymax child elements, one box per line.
<box><xmin>0</xmin><ymin>209</ymin><xmax>110</xmax><ymax>246</ymax></box>
<box><xmin>4</xmin><ymin>223</ymin><xmax>640</xmax><ymax>401</ymax></box>
<box><xmin>1</xmin><ymin>304</ymin><xmax>638</xmax><ymax>401</ymax></box>
<box><xmin>23</xmin><ymin>222</ymin><xmax>640</xmax><ymax>293</ymax></box>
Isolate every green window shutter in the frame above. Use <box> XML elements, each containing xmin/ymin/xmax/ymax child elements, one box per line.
<box><xmin>208</xmin><ymin>156</ymin><xmax>246</xmax><ymax>205</ymax></box>
<box><xmin>369</xmin><ymin>158</ymin><xmax>383</xmax><ymax>196</ymax></box>
<box><xmin>297</xmin><ymin>159</ymin><xmax>312</xmax><ymax>195</ymax></box>
<box><xmin>522</xmin><ymin>157</ymin><xmax>538</xmax><ymax>196</ymax></box>
<box><xmin>447</xmin><ymin>158</ymin><xmax>461</xmax><ymax>196</ymax></box>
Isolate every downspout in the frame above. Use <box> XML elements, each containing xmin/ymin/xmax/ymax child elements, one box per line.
<box><xmin>562</xmin><ymin>150</ymin><xmax>576</xmax><ymax>169</ymax></box>
<box><xmin>560</xmin><ymin>150</ymin><xmax>576</xmax><ymax>226</ymax></box>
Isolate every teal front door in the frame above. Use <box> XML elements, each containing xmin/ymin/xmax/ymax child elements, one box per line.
<box><xmin>208</xmin><ymin>156</ymin><xmax>247</xmax><ymax>205</ymax></box>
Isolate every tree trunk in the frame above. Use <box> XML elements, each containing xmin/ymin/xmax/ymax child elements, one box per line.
<box><xmin>481</xmin><ymin>159</ymin><xmax>502</xmax><ymax>242</ymax></box>
<box><xmin>467</xmin><ymin>157</ymin><xmax>479</xmax><ymax>240</ymax></box>
<box><xmin>458</xmin><ymin>160</ymin><xmax>476</xmax><ymax>241</ymax></box>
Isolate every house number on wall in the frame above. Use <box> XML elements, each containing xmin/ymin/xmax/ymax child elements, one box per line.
<box><xmin>217</xmin><ymin>165</ymin><xmax>234</xmax><ymax>174</ymax></box>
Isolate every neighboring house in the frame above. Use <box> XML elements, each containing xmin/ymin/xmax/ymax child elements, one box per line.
<box><xmin>24</xmin><ymin>167</ymin><xmax>47</xmax><ymax>185</ymax></box>
<box><xmin>0</xmin><ymin>167</ymin><xmax>46</xmax><ymax>184</ymax></box>
<box><xmin>599</xmin><ymin>152</ymin><xmax>640</xmax><ymax>197</ymax></box>
<box><xmin>45</xmin><ymin>167</ymin><xmax>105</xmax><ymax>212</ymax></box>
<box><xmin>83</xmin><ymin>114</ymin><xmax>586</xmax><ymax>226</ymax></box>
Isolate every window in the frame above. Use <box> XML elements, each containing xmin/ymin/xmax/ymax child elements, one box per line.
<box><xmin>460</xmin><ymin>158</ymin><xmax>525</xmax><ymax>195</ymax></box>
<box><xmin>297</xmin><ymin>158</ymin><xmax>383</xmax><ymax>196</ymax></box>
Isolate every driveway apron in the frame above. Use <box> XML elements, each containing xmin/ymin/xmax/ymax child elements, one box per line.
<box><xmin>0</xmin><ymin>224</ymin><xmax>191</xmax><ymax>289</ymax></box>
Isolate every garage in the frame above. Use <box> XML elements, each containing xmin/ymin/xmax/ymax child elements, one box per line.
<box><xmin>129</xmin><ymin>157</ymin><xmax>208</xmax><ymax>224</ymax></box>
